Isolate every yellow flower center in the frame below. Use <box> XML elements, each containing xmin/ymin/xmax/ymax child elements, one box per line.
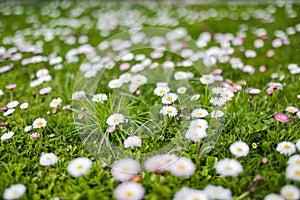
<box><xmin>294</xmin><ymin>170</ymin><xmax>300</xmax><ymax>176</ymax></box>
<box><xmin>283</xmin><ymin>144</ymin><xmax>291</xmax><ymax>149</ymax></box>
<box><xmin>225</xmin><ymin>166</ymin><xmax>232</xmax><ymax>171</ymax></box>
<box><xmin>125</xmin><ymin>191</ymin><xmax>133</xmax><ymax>197</ymax></box>
<box><xmin>236</xmin><ymin>147</ymin><xmax>243</xmax><ymax>152</ymax></box>
<box><xmin>178</xmin><ymin>164</ymin><xmax>185</xmax><ymax>170</ymax></box>
<box><xmin>37</xmin><ymin>122</ymin><xmax>43</xmax><ymax>127</ymax></box>
<box><xmin>77</xmin><ymin>164</ymin><xmax>83</xmax><ymax>170</ymax></box>
<box><xmin>167</xmin><ymin>109</ymin><xmax>172</xmax><ymax>114</ymax></box>
<box><xmin>167</xmin><ymin>97</ymin><xmax>173</xmax><ymax>101</ymax></box>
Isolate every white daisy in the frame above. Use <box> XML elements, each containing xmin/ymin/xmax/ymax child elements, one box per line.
<box><xmin>20</xmin><ymin>102</ymin><xmax>28</xmax><ymax>110</ymax></box>
<box><xmin>280</xmin><ymin>185</ymin><xmax>300</xmax><ymax>200</ymax></box>
<box><xmin>286</xmin><ymin>165</ymin><xmax>300</xmax><ymax>182</ymax></box>
<box><xmin>7</xmin><ymin>100</ymin><xmax>19</xmax><ymax>109</ymax></box>
<box><xmin>169</xmin><ymin>157</ymin><xmax>195</xmax><ymax>177</ymax></box>
<box><xmin>40</xmin><ymin>153</ymin><xmax>58</xmax><ymax>166</ymax></box>
<box><xmin>131</xmin><ymin>74</ymin><xmax>147</xmax><ymax>86</ymax></box>
<box><xmin>276</xmin><ymin>141</ymin><xmax>296</xmax><ymax>156</ymax></box>
<box><xmin>108</xmin><ymin>79</ymin><xmax>123</xmax><ymax>89</ymax></box>
<box><xmin>174</xmin><ymin>71</ymin><xmax>189</xmax><ymax>80</ymax></box>
<box><xmin>211</xmin><ymin>110</ymin><xmax>225</xmax><ymax>118</ymax></box>
<box><xmin>92</xmin><ymin>93</ymin><xmax>108</xmax><ymax>103</ymax></box>
<box><xmin>144</xmin><ymin>155</ymin><xmax>167</xmax><ymax>172</ymax></box>
<box><xmin>3</xmin><ymin>184</ymin><xmax>26</xmax><ymax>200</ymax></box>
<box><xmin>221</xmin><ymin>90</ymin><xmax>234</xmax><ymax>101</ymax></box>
<box><xmin>1</xmin><ymin>131</ymin><xmax>14</xmax><ymax>141</ymax></box>
<box><xmin>185</xmin><ymin>128</ymin><xmax>207</xmax><ymax>142</ymax></box>
<box><xmin>119</xmin><ymin>73</ymin><xmax>132</xmax><ymax>83</ymax></box>
<box><xmin>191</xmin><ymin>108</ymin><xmax>209</xmax><ymax>118</ymax></box>
<box><xmin>124</xmin><ymin>136</ymin><xmax>142</xmax><ymax>149</ymax></box>
<box><xmin>215</xmin><ymin>158</ymin><xmax>243</xmax><ymax>177</ymax></box>
<box><xmin>212</xmin><ymin>87</ymin><xmax>225</xmax><ymax>94</ymax></box>
<box><xmin>50</xmin><ymin>98</ymin><xmax>62</xmax><ymax>108</ymax></box>
<box><xmin>3</xmin><ymin>109</ymin><xmax>15</xmax><ymax>116</ymax></box>
<box><xmin>189</xmin><ymin>119</ymin><xmax>208</xmax><ymax>130</ymax></box>
<box><xmin>106</xmin><ymin>113</ymin><xmax>125</xmax><ymax>126</ymax></box>
<box><xmin>114</xmin><ymin>182</ymin><xmax>145</xmax><ymax>200</ymax></box>
<box><xmin>264</xmin><ymin>194</ymin><xmax>284</xmax><ymax>200</ymax></box>
<box><xmin>204</xmin><ymin>185</ymin><xmax>232</xmax><ymax>200</ymax></box>
<box><xmin>67</xmin><ymin>157</ymin><xmax>92</xmax><ymax>177</ymax></box>
<box><xmin>230</xmin><ymin>141</ymin><xmax>250</xmax><ymax>157</ymax></box>
<box><xmin>162</xmin><ymin>93</ymin><xmax>178</xmax><ymax>104</ymax></box>
<box><xmin>160</xmin><ymin>106</ymin><xmax>178</xmax><ymax>117</ymax></box>
<box><xmin>176</xmin><ymin>87</ymin><xmax>187</xmax><ymax>94</ymax></box>
<box><xmin>288</xmin><ymin>155</ymin><xmax>300</xmax><ymax>166</ymax></box>
<box><xmin>200</xmin><ymin>74</ymin><xmax>215</xmax><ymax>85</ymax></box>
<box><xmin>111</xmin><ymin>158</ymin><xmax>140</xmax><ymax>182</ymax></box>
<box><xmin>154</xmin><ymin>86</ymin><xmax>170</xmax><ymax>97</ymax></box>
<box><xmin>190</xmin><ymin>94</ymin><xmax>200</xmax><ymax>101</ymax></box>
<box><xmin>24</xmin><ymin>125</ymin><xmax>32</xmax><ymax>132</ymax></box>
<box><xmin>174</xmin><ymin>187</ymin><xmax>208</xmax><ymax>200</ymax></box>
<box><xmin>32</xmin><ymin>118</ymin><xmax>47</xmax><ymax>129</ymax></box>
<box><xmin>210</xmin><ymin>97</ymin><xmax>226</xmax><ymax>106</ymax></box>
<box><xmin>72</xmin><ymin>91</ymin><xmax>86</xmax><ymax>100</ymax></box>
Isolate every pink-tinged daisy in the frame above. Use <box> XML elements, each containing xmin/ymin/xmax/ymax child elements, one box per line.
<box><xmin>274</xmin><ymin>113</ymin><xmax>290</xmax><ymax>123</ymax></box>
<box><xmin>285</xmin><ymin>106</ymin><xmax>299</xmax><ymax>114</ymax></box>
<box><xmin>39</xmin><ymin>87</ymin><xmax>52</xmax><ymax>95</ymax></box>
<box><xmin>124</xmin><ymin>136</ymin><xmax>142</xmax><ymax>149</ymax></box>
<box><xmin>5</xmin><ymin>84</ymin><xmax>16</xmax><ymax>90</ymax></box>
<box><xmin>30</xmin><ymin>132</ymin><xmax>40</xmax><ymax>140</ymax></box>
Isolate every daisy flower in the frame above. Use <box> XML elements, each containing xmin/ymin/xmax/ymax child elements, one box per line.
<box><xmin>131</xmin><ymin>74</ymin><xmax>147</xmax><ymax>86</ymax></box>
<box><xmin>190</xmin><ymin>94</ymin><xmax>200</xmax><ymax>101</ymax></box>
<box><xmin>39</xmin><ymin>87</ymin><xmax>52</xmax><ymax>95</ymax></box>
<box><xmin>247</xmin><ymin>88</ymin><xmax>261</xmax><ymax>94</ymax></box>
<box><xmin>114</xmin><ymin>182</ymin><xmax>145</xmax><ymax>200</ymax></box>
<box><xmin>200</xmin><ymin>74</ymin><xmax>215</xmax><ymax>85</ymax></box>
<box><xmin>286</xmin><ymin>164</ymin><xmax>300</xmax><ymax>182</ymax></box>
<box><xmin>24</xmin><ymin>125</ymin><xmax>32</xmax><ymax>132</ymax></box>
<box><xmin>204</xmin><ymin>185</ymin><xmax>232</xmax><ymax>200</ymax></box>
<box><xmin>124</xmin><ymin>136</ymin><xmax>142</xmax><ymax>149</ymax></box>
<box><xmin>221</xmin><ymin>90</ymin><xmax>234</xmax><ymax>101</ymax></box>
<box><xmin>160</xmin><ymin>106</ymin><xmax>178</xmax><ymax>117</ymax></box>
<box><xmin>169</xmin><ymin>157</ymin><xmax>195</xmax><ymax>177</ymax></box>
<box><xmin>144</xmin><ymin>155</ymin><xmax>166</xmax><ymax>172</ymax></box>
<box><xmin>32</xmin><ymin>118</ymin><xmax>47</xmax><ymax>128</ymax></box>
<box><xmin>280</xmin><ymin>185</ymin><xmax>300</xmax><ymax>200</ymax></box>
<box><xmin>7</xmin><ymin>100</ymin><xmax>19</xmax><ymax>109</ymax></box>
<box><xmin>264</xmin><ymin>194</ymin><xmax>284</xmax><ymax>200</ymax></box>
<box><xmin>111</xmin><ymin>158</ymin><xmax>140</xmax><ymax>182</ymax></box>
<box><xmin>67</xmin><ymin>157</ymin><xmax>92</xmax><ymax>177</ymax></box>
<box><xmin>92</xmin><ymin>93</ymin><xmax>108</xmax><ymax>103</ymax></box>
<box><xmin>174</xmin><ymin>71</ymin><xmax>188</xmax><ymax>80</ymax></box>
<box><xmin>174</xmin><ymin>187</ymin><xmax>208</xmax><ymax>200</ymax></box>
<box><xmin>285</xmin><ymin>106</ymin><xmax>299</xmax><ymax>113</ymax></box>
<box><xmin>189</xmin><ymin>119</ymin><xmax>208</xmax><ymax>130</ymax></box>
<box><xmin>30</xmin><ymin>132</ymin><xmax>40</xmax><ymax>140</ymax></box>
<box><xmin>230</xmin><ymin>141</ymin><xmax>250</xmax><ymax>157</ymax></box>
<box><xmin>108</xmin><ymin>79</ymin><xmax>123</xmax><ymax>89</ymax></box>
<box><xmin>1</xmin><ymin>131</ymin><xmax>14</xmax><ymax>141</ymax></box>
<box><xmin>3</xmin><ymin>109</ymin><xmax>15</xmax><ymax>116</ymax></box>
<box><xmin>119</xmin><ymin>73</ymin><xmax>132</xmax><ymax>83</ymax></box>
<box><xmin>185</xmin><ymin>128</ymin><xmax>207</xmax><ymax>142</ymax></box>
<box><xmin>50</xmin><ymin>98</ymin><xmax>62</xmax><ymax>108</ymax></box>
<box><xmin>3</xmin><ymin>184</ymin><xmax>26</xmax><ymax>200</ymax></box>
<box><xmin>72</xmin><ymin>91</ymin><xmax>86</xmax><ymax>100</ymax></box>
<box><xmin>288</xmin><ymin>155</ymin><xmax>300</xmax><ymax>166</ymax></box>
<box><xmin>176</xmin><ymin>87</ymin><xmax>187</xmax><ymax>94</ymax></box>
<box><xmin>212</xmin><ymin>87</ymin><xmax>224</xmax><ymax>94</ymax></box>
<box><xmin>191</xmin><ymin>108</ymin><xmax>209</xmax><ymax>118</ymax></box>
<box><xmin>274</xmin><ymin>113</ymin><xmax>290</xmax><ymax>123</ymax></box>
<box><xmin>215</xmin><ymin>158</ymin><xmax>243</xmax><ymax>177</ymax></box>
<box><xmin>154</xmin><ymin>86</ymin><xmax>170</xmax><ymax>97</ymax></box>
<box><xmin>106</xmin><ymin>113</ymin><xmax>125</xmax><ymax>126</ymax></box>
<box><xmin>210</xmin><ymin>97</ymin><xmax>226</xmax><ymax>106</ymax></box>
<box><xmin>162</xmin><ymin>93</ymin><xmax>178</xmax><ymax>104</ymax></box>
<box><xmin>211</xmin><ymin>110</ymin><xmax>224</xmax><ymax>118</ymax></box>
<box><xmin>276</xmin><ymin>141</ymin><xmax>296</xmax><ymax>156</ymax></box>
<box><xmin>40</xmin><ymin>153</ymin><xmax>58</xmax><ymax>166</ymax></box>
<box><xmin>20</xmin><ymin>102</ymin><xmax>28</xmax><ymax>110</ymax></box>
